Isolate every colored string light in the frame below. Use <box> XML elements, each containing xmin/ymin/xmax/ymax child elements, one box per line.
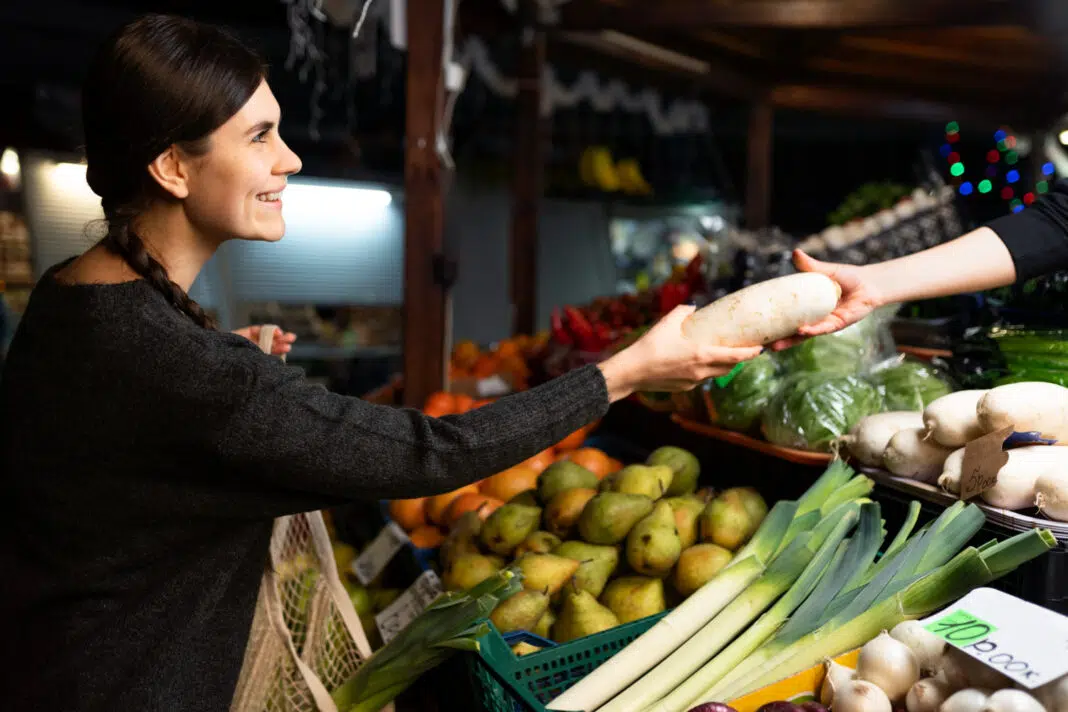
<box><xmin>940</xmin><ymin>144</ymin><xmax>953</xmax><ymax>158</ymax></box>
<box><xmin>986</xmin><ymin>165</ymin><xmax>998</xmax><ymax>178</ymax></box>
<box><xmin>1005</xmin><ymin>150</ymin><xmax>1018</xmax><ymax>165</ymax></box>
<box><xmin>959</xmin><ymin>182</ymin><xmax>974</xmax><ymax>196</ymax></box>
<box><xmin>1013</xmin><ymin>204</ymin><xmax>1025</xmax><ymax>213</ymax></box>
<box><xmin>997</xmin><ymin>139</ymin><xmax>1008</xmax><ymax>151</ymax></box>
<box><xmin>946</xmin><ymin>121</ymin><xmax>960</xmax><ymax>134</ymax></box>
<box><xmin>994</xmin><ymin>129</ymin><xmax>1007</xmax><ymax>142</ymax></box>
<box><xmin>947</xmin><ymin>132</ymin><xmax>960</xmax><ymax>144</ymax></box>
<box><xmin>1043</xmin><ymin>162</ymin><xmax>1056</xmax><ymax>176</ymax></box>
<box><xmin>1024</xmin><ymin>192</ymin><xmax>1037</xmax><ymax>205</ymax></box>
<box><xmin>1001</xmin><ymin>186</ymin><xmax>1014</xmax><ymax>200</ymax></box>
<box><xmin>948</xmin><ymin>152</ymin><xmax>961</xmax><ymax>164</ymax></box>
<box><xmin>986</xmin><ymin>150</ymin><xmax>1000</xmax><ymax>163</ymax></box>
<box><xmin>1038</xmin><ymin>180</ymin><xmax>1050</xmax><ymax>194</ymax></box>
<box><xmin>950</xmin><ymin>162</ymin><xmax>965</xmax><ymax>177</ymax></box>
<box><xmin>1006</xmin><ymin>169</ymin><xmax>1020</xmax><ymax>184</ymax></box>
<box><xmin>979</xmin><ymin>179</ymin><xmax>993</xmax><ymax>193</ymax></box>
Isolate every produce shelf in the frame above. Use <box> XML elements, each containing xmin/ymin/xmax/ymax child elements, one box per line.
<box><xmin>670</xmin><ymin>413</ymin><xmax>833</xmax><ymax>467</ymax></box>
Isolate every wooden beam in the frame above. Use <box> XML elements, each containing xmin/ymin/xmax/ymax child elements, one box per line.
<box><xmin>511</xmin><ymin>0</ymin><xmax>545</xmax><ymax>337</ymax></box>
<box><xmin>402</xmin><ymin>0</ymin><xmax>449</xmax><ymax>408</ymax></box>
<box><xmin>745</xmin><ymin>98</ymin><xmax>774</xmax><ymax>229</ymax></box>
<box><xmin>559</xmin><ymin>0</ymin><xmax>1032</xmax><ymax>30</ymax></box>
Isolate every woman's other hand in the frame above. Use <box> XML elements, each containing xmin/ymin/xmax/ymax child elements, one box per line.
<box><xmin>770</xmin><ymin>249</ymin><xmax>885</xmax><ymax>350</ymax></box>
<box><xmin>598</xmin><ymin>304</ymin><xmax>763</xmax><ymax>401</ymax></box>
<box><xmin>233</xmin><ymin>325</ymin><xmax>297</xmax><ymax>356</ymax></box>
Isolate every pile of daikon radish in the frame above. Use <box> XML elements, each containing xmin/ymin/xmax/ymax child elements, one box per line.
<box><xmin>843</xmin><ymin>382</ymin><xmax>1068</xmax><ymax>522</ymax></box>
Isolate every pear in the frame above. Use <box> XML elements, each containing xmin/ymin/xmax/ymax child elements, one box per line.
<box><xmin>553</xmin><ymin>541</ymin><xmax>619</xmax><ymax>598</ymax></box>
<box><xmin>369</xmin><ymin>588</ymin><xmax>402</xmax><ymax>613</ymax></box>
<box><xmin>515</xmin><ymin>553</ymin><xmax>581</xmax><ymax>597</ymax></box>
<box><xmin>599</xmin><ymin>472</ymin><xmax>619</xmax><ymax>493</ymax></box>
<box><xmin>699</xmin><ymin>491</ymin><xmax>755</xmax><ymax>551</ymax></box>
<box><xmin>510</xmin><ymin>489</ymin><xmax>539</xmax><ymax>507</ymax></box>
<box><xmin>348</xmin><ymin>585</ymin><xmax>374</xmax><ymax>617</ymax></box>
<box><xmin>443</xmin><ymin>553</ymin><xmax>505</xmax><ymax>591</ymax></box>
<box><xmin>514</xmin><ymin>531</ymin><xmax>563</xmax><ymax>558</ymax></box>
<box><xmin>722</xmin><ymin>486</ymin><xmax>768</xmax><ymax>529</ymax></box>
<box><xmin>626</xmin><ymin>501</ymin><xmax>682</xmax><ymax>577</ymax></box>
<box><xmin>511</xmin><ymin>641</ymin><xmax>543</xmax><ymax>656</ymax></box>
<box><xmin>440</xmin><ymin>510</ymin><xmax>483</xmax><ymax>569</ymax></box>
<box><xmin>480</xmin><ymin>503</ymin><xmax>542</xmax><ymax>556</ymax></box>
<box><xmin>552</xmin><ymin>587</ymin><xmax>620</xmax><ymax>643</ymax></box>
<box><xmin>646</xmin><ymin>446</ymin><xmax>701</xmax><ymax>496</ymax></box>
<box><xmin>673</xmin><ymin>543</ymin><xmax>733</xmax><ymax>597</ymax></box>
<box><xmin>666</xmin><ymin>495</ymin><xmax>705</xmax><ymax>549</ymax></box>
<box><xmin>544</xmin><ymin>487</ymin><xmax>598</xmax><ymax>538</ymax></box>
<box><xmin>600</xmin><ymin>576</ymin><xmax>666</xmax><ymax>624</ymax></box>
<box><xmin>577</xmin><ymin>492</ymin><xmax>655</xmax><ymax>545</ymax></box>
<box><xmin>537</xmin><ymin>461</ymin><xmax>599</xmax><ymax>503</ymax></box>
<box><xmin>490</xmin><ymin>589</ymin><xmax>551</xmax><ymax>634</ymax></box>
<box><xmin>612</xmin><ymin>465</ymin><xmax>669</xmax><ymax>500</ymax></box>
<box><xmin>532</xmin><ymin>608</ymin><xmax>555</xmax><ymax>639</ymax></box>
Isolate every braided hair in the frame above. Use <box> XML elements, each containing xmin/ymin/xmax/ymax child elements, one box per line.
<box><xmin>82</xmin><ymin>14</ymin><xmax>266</xmax><ymax>329</ymax></box>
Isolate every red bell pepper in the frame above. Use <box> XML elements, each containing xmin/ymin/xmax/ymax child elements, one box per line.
<box><xmin>551</xmin><ymin>307</ymin><xmax>572</xmax><ymax>345</ymax></box>
<box><xmin>564</xmin><ymin>306</ymin><xmax>600</xmax><ymax>352</ymax></box>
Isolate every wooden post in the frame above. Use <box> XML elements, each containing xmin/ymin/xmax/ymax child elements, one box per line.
<box><xmin>402</xmin><ymin>0</ymin><xmax>449</xmax><ymax>408</ymax></box>
<box><xmin>510</xmin><ymin>0</ymin><xmax>546</xmax><ymax>337</ymax></box>
<box><xmin>745</xmin><ymin>97</ymin><xmax>774</xmax><ymax>229</ymax></box>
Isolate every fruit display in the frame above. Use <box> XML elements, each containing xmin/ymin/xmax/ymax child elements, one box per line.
<box><xmin>449</xmin><ymin>333</ymin><xmax>548</xmax><ymax>389</ymax></box>
<box><xmin>547</xmin><ymin>460</ymin><xmax>1055</xmax><ymax>712</ymax></box>
<box><xmin>435</xmin><ymin>443</ymin><xmax>772</xmax><ymax>646</ymax></box>
<box><xmin>845</xmin><ymin>381</ymin><xmax>1068</xmax><ymax>522</ymax></box>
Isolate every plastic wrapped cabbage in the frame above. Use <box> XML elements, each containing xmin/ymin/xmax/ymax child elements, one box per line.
<box><xmin>868</xmin><ymin>358</ymin><xmax>953</xmax><ymax>411</ymax></box>
<box><xmin>701</xmin><ymin>353</ymin><xmax>782</xmax><ymax>432</ymax></box>
<box><xmin>777</xmin><ymin>308</ymin><xmax>897</xmax><ymax>376</ymax></box>
<box><xmin>762</xmin><ymin>373</ymin><xmax>884</xmax><ymax>452</ymax></box>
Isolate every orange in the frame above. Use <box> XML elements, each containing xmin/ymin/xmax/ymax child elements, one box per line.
<box><xmin>452</xmin><ymin>340</ymin><xmax>481</xmax><ymax>369</ymax></box>
<box><xmin>607</xmin><ymin>458</ymin><xmax>624</xmax><ymax>474</ymax></box>
<box><xmin>425</xmin><ymin>484</ymin><xmax>480</xmax><ymax>525</ymax></box>
<box><xmin>452</xmin><ymin>393</ymin><xmax>476</xmax><ymax>413</ymax></box>
<box><xmin>471</xmin><ymin>398</ymin><xmax>495</xmax><ymax>409</ymax></box>
<box><xmin>388</xmin><ymin>497</ymin><xmax>428</xmax><ymax>531</ymax></box>
<box><xmin>472</xmin><ymin>354</ymin><xmax>499</xmax><ymax>379</ymax></box>
<box><xmin>495</xmin><ymin>340</ymin><xmax>521</xmax><ymax>359</ymax></box>
<box><xmin>562</xmin><ymin>447</ymin><xmax>615</xmax><ymax>479</ymax></box>
<box><xmin>408</xmin><ymin>525</ymin><xmax>446</xmax><ymax>549</ymax></box>
<box><xmin>423</xmin><ymin>391</ymin><xmax>454</xmax><ymax>417</ymax></box>
<box><xmin>555</xmin><ymin>425</ymin><xmax>590</xmax><ymax>452</ymax></box>
<box><xmin>522</xmin><ymin>449</ymin><xmax>555</xmax><ymax>474</ymax></box>
<box><xmin>445</xmin><ymin>493</ymin><xmax>504</xmax><ymax>528</ymax></box>
<box><xmin>479</xmin><ymin>464</ymin><xmax>541</xmax><ymax>503</ymax></box>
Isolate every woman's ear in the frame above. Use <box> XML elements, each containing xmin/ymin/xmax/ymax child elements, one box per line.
<box><xmin>146</xmin><ymin>145</ymin><xmax>190</xmax><ymax>199</ymax></box>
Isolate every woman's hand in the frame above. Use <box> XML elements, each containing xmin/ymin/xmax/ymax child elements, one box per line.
<box><xmin>770</xmin><ymin>249</ymin><xmax>886</xmax><ymax>350</ymax></box>
<box><xmin>232</xmin><ymin>325</ymin><xmax>298</xmax><ymax>356</ymax></box>
<box><xmin>598</xmin><ymin>304</ymin><xmax>763</xmax><ymax>402</ymax></box>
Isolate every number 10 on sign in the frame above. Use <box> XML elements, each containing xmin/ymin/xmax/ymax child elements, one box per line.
<box><xmin>925</xmin><ymin>610</ymin><xmax>998</xmax><ymax>646</ymax></box>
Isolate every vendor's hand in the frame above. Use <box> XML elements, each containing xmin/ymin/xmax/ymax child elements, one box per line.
<box><xmin>770</xmin><ymin>249</ymin><xmax>884</xmax><ymax>350</ymax></box>
<box><xmin>598</xmin><ymin>305</ymin><xmax>763</xmax><ymax>401</ymax></box>
<box><xmin>233</xmin><ymin>325</ymin><xmax>297</xmax><ymax>356</ymax></box>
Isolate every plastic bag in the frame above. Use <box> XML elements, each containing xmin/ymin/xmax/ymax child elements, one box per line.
<box><xmin>867</xmin><ymin>356</ymin><xmax>953</xmax><ymax>411</ymax></box>
<box><xmin>701</xmin><ymin>352</ymin><xmax>782</xmax><ymax>432</ymax></box>
<box><xmin>762</xmin><ymin>372</ymin><xmax>884</xmax><ymax>452</ymax></box>
<box><xmin>777</xmin><ymin>305</ymin><xmax>899</xmax><ymax>376</ymax></box>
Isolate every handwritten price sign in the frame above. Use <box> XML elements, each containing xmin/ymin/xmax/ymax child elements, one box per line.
<box><xmin>921</xmin><ymin>588</ymin><xmax>1068</xmax><ymax>688</ymax></box>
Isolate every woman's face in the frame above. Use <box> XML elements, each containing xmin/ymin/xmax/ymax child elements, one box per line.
<box><xmin>183</xmin><ymin>80</ymin><xmax>302</xmax><ymax>244</ymax></box>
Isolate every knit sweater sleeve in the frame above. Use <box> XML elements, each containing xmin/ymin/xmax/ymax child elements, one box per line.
<box><xmin>196</xmin><ymin>343</ymin><xmax>610</xmax><ymax>505</ymax></box>
<box><xmin>987</xmin><ymin>178</ymin><xmax>1068</xmax><ymax>281</ymax></box>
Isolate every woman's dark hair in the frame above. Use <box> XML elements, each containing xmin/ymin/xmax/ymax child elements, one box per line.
<box><xmin>82</xmin><ymin>14</ymin><xmax>266</xmax><ymax>328</ymax></box>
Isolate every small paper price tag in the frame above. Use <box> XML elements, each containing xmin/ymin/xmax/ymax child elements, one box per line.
<box><xmin>374</xmin><ymin>570</ymin><xmax>444</xmax><ymax>644</ymax></box>
<box><xmin>959</xmin><ymin>425</ymin><xmax>1013</xmax><ymax>501</ymax></box>
<box><xmin>351</xmin><ymin>521</ymin><xmax>409</xmax><ymax>585</ymax></box>
<box><xmin>921</xmin><ymin>587</ymin><xmax>1068</xmax><ymax>688</ymax></box>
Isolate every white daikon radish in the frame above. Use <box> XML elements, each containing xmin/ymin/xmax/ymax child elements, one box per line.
<box><xmin>977</xmin><ymin>382</ymin><xmax>1068</xmax><ymax>441</ymax></box>
<box><xmin>923</xmin><ymin>391</ymin><xmax>989</xmax><ymax>448</ymax></box>
<box><xmin>884</xmin><ymin>428</ymin><xmax>954</xmax><ymax>483</ymax></box>
<box><xmin>844</xmin><ymin>412</ymin><xmax>925</xmax><ymax>468</ymax></box>
<box><xmin>938</xmin><ymin>448</ymin><xmax>967</xmax><ymax>494</ymax></box>
<box><xmin>980</xmin><ymin>446</ymin><xmax>1068</xmax><ymax>510</ymax></box>
<box><xmin>1035</xmin><ymin>471</ymin><xmax>1068</xmax><ymax>521</ymax></box>
<box><xmin>681</xmin><ymin>272</ymin><xmax>841</xmax><ymax>347</ymax></box>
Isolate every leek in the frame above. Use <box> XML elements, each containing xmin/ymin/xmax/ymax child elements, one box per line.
<box><xmin>797</xmin><ymin>459</ymin><xmax>855</xmax><ymax>516</ymax></box>
<box><xmin>599</xmin><ymin>535</ymin><xmax>818</xmax><ymax>712</ymax></box>
<box><xmin>882</xmin><ymin>500</ymin><xmax>921</xmax><ymax>561</ymax></box>
<box><xmin>819</xmin><ymin>475</ymin><xmax>874</xmax><ymax>516</ymax></box>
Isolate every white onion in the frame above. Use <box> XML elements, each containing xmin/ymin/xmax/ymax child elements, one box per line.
<box><xmin>908</xmin><ymin>678</ymin><xmax>954</xmax><ymax>712</ymax></box>
<box><xmin>980</xmin><ymin>689</ymin><xmax>1045</xmax><ymax>712</ymax></box>
<box><xmin>822</xmin><ymin>658</ymin><xmax>857</xmax><ymax>706</ymax></box>
<box><xmin>836</xmin><ymin>679</ymin><xmax>893</xmax><ymax>712</ymax></box>
<box><xmin>1032</xmin><ymin>674</ymin><xmax>1068</xmax><ymax>712</ymax></box>
<box><xmin>1035</xmin><ymin>471</ymin><xmax>1068</xmax><ymax>522</ymax></box>
<box><xmin>941</xmin><ymin>689</ymin><xmax>991</xmax><ymax>712</ymax></box>
<box><xmin>857</xmin><ymin>630</ymin><xmax>921</xmax><ymax>702</ymax></box>
<box><xmin>891</xmin><ymin>620</ymin><xmax>947</xmax><ymax>675</ymax></box>
<box><xmin>939</xmin><ymin>648</ymin><xmax>1011</xmax><ymax>691</ymax></box>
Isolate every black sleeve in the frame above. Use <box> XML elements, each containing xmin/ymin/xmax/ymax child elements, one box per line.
<box><xmin>199</xmin><ymin>351</ymin><xmax>610</xmax><ymax>505</ymax></box>
<box><xmin>987</xmin><ymin>178</ymin><xmax>1068</xmax><ymax>281</ymax></box>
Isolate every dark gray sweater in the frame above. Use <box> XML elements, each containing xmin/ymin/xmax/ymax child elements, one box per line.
<box><xmin>0</xmin><ymin>261</ymin><xmax>609</xmax><ymax>711</ymax></box>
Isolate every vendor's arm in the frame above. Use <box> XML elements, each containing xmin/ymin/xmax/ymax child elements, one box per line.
<box><xmin>783</xmin><ymin>179</ymin><xmax>1068</xmax><ymax>341</ymax></box>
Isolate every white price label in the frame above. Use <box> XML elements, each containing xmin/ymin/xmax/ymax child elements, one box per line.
<box><xmin>374</xmin><ymin>570</ymin><xmax>443</xmax><ymax>644</ymax></box>
<box><xmin>476</xmin><ymin>375</ymin><xmax>510</xmax><ymax>397</ymax></box>
<box><xmin>920</xmin><ymin>587</ymin><xmax>1068</xmax><ymax>688</ymax></box>
<box><xmin>351</xmin><ymin>521</ymin><xmax>409</xmax><ymax>585</ymax></box>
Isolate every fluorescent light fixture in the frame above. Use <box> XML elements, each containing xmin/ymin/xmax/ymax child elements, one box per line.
<box><xmin>700</xmin><ymin>215</ymin><xmax>725</xmax><ymax>231</ymax></box>
<box><xmin>1</xmin><ymin>148</ymin><xmax>19</xmax><ymax>178</ymax></box>
<box><xmin>1059</xmin><ymin>130</ymin><xmax>1068</xmax><ymax>146</ymax></box>
<box><xmin>599</xmin><ymin>30</ymin><xmax>710</xmax><ymax>75</ymax></box>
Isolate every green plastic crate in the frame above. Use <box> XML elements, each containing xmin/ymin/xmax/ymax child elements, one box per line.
<box><xmin>466</xmin><ymin>612</ymin><xmax>668</xmax><ymax>712</ymax></box>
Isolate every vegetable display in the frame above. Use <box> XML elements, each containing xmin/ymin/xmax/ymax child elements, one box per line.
<box><xmin>703</xmin><ymin>353</ymin><xmax>783</xmax><ymax>432</ymax></box>
<box><xmin>868</xmin><ymin>360</ymin><xmax>953</xmax><ymax>412</ymax></box>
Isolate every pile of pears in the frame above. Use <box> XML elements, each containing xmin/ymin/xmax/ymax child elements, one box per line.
<box><xmin>437</xmin><ymin>445</ymin><xmax>768</xmax><ymax>649</ymax></box>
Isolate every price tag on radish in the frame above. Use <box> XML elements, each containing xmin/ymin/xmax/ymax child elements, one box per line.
<box><xmin>958</xmin><ymin>426</ymin><xmax>1013</xmax><ymax>501</ymax></box>
<box><xmin>921</xmin><ymin>587</ymin><xmax>1068</xmax><ymax>688</ymax></box>
<box><xmin>374</xmin><ymin>570</ymin><xmax>443</xmax><ymax>644</ymax></box>
<box><xmin>352</xmin><ymin>521</ymin><xmax>409</xmax><ymax>585</ymax></box>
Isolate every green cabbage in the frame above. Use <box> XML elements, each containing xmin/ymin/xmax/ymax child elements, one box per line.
<box><xmin>762</xmin><ymin>373</ymin><xmax>884</xmax><ymax>452</ymax></box>
<box><xmin>868</xmin><ymin>359</ymin><xmax>953</xmax><ymax>411</ymax></box>
<box><xmin>777</xmin><ymin>313</ymin><xmax>890</xmax><ymax>375</ymax></box>
<box><xmin>702</xmin><ymin>353</ymin><xmax>781</xmax><ymax>432</ymax></box>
